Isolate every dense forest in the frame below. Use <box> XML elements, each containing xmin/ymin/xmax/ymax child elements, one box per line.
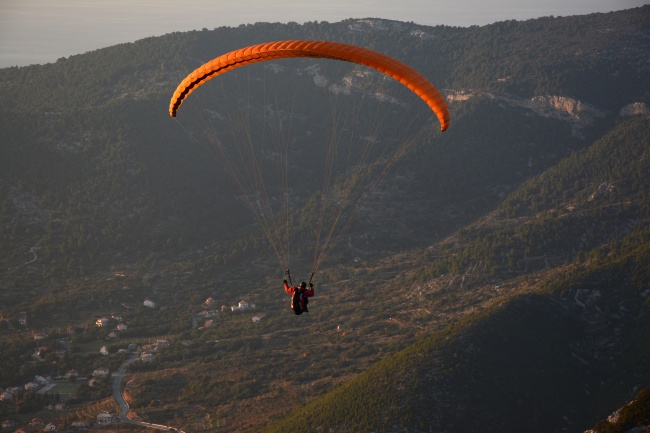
<box><xmin>0</xmin><ymin>5</ymin><xmax>649</xmax><ymax>433</ymax></box>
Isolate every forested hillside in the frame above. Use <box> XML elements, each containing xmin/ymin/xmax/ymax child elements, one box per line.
<box><xmin>0</xmin><ymin>6</ymin><xmax>649</xmax><ymax>433</ymax></box>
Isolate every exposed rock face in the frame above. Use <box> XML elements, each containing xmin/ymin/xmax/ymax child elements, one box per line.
<box><xmin>446</xmin><ymin>91</ymin><xmax>607</xmax><ymax>137</ymax></box>
<box><xmin>620</xmin><ymin>102</ymin><xmax>649</xmax><ymax>117</ymax></box>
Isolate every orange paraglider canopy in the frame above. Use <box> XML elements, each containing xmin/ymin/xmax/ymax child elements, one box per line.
<box><xmin>169</xmin><ymin>40</ymin><xmax>450</xmax><ymax>131</ymax></box>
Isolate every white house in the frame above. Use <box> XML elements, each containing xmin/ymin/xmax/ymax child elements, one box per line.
<box><xmin>143</xmin><ymin>299</ymin><xmax>156</xmax><ymax>308</ymax></box>
<box><xmin>100</xmin><ymin>346</ymin><xmax>109</xmax><ymax>356</ymax></box>
<box><xmin>44</xmin><ymin>422</ymin><xmax>57</xmax><ymax>431</ymax></box>
<box><xmin>96</xmin><ymin>412</ymin><xmax>114</xmax><ymax>424</ymax></box>
<box><xmin>34</xmin><ymin>375</ymin><xmax>50</xmax><ymax>385</ymax></box>
<box><xmin>92</xmin><ymin>368</ymin><xmax>109</xmax><ymax>377</ymax></box>
<box><xmin>204</xmin><ymin>297</ymin><xmax>217</xmax><ymax>307</ymax></box>
<box><xmin>24</xmin><ymin>382</ymin><xmax>40</xmax><ymax>390</ymax></box>
<box><xmin>64</xmin><ymin>369</ymin><xmax>78</xmax><ymax>379</ymax></box>
<box><xmin>231</xmin><ymin>300</ymin><xmax>253</xmax><ymax>311</ymax></box>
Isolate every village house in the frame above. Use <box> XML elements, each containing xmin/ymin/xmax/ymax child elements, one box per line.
<box><xmin>33</xmin><ymin>332</ymin><xmax>46</xmax><ymax>341</ymax></box>
<box><xmin>92</xmin><ymin>368</ymin><xmax>109</xmax><ymax>377</ymax></box>
<box><xmin>252</xmin><ymin>314</ymin><xmax>265</xmax><ymax>323</ymax></box>
<box><xmin>64</xmin><ymin>369</ymin><xmax>78</xmax><ymax>380</ymax></box>
<box><xmin>1</xmin><ymin>420</ymin><xmax>16</xmax><ymax>429</ymax></box>
<box><xmin>7</xmin><ymin>387</ymin><xmax>22</xmax><ymax>396</ymax></box>
<box><xmin>44</xmin><ymin>422</ymin><xmax>58</xmax><ymax>431</ymax></box>
<box><xmin>140</xmin><ymin>352</ymin><xmax>155</xmax><ymax>362</ymax></box>
<box><xmin>231</xmin><ymin>300</ymin><xmax>254</xmax><ymax>311</ymax></box>
<box><xmin>24</xmin><ymin>382</ymin><xmax>40</xmax><ymax>391</ymax></box>
<box><xmin>107</xmin><ymin>331</ymin><xmax>118</xmax><ymax>339</ymax></box>
<box><xmin>95</xmin><ymin>317</ymin><xmax>109</xmax><ymax>327</ymax></box>
<box><xmin>18</xmin><ymin>312</ymin><xmax>27</xmax><ymax>326</ymax></box>
<box><xmin>71</xmin><ymin>421</ymin><xmax>92</xmax><ymax>429</ymax></box>
<box><xmin>116</xmin><ymin>323</ymin><xmax>128</xmax><ymax>331</ymax></box>
<box><xmin>34</xmin><ymin>375</ymin><xmax>50</xmax><ymax>385</ymax></box>
<box><xmin>100</xmin><ymin>346</ymin><xmax>109</xmax><ymax>355</ymax></box>
<box><xmin>0</xmin><ymin>391</ymin><xmax>12</xmax><ymax>401</ymax></box>
<box><xmin>204</xmin><ymin>297</ymin><xmax>217</xmax><ymax>307</ymax></box>
<box><xmin>96</xmin><ymin>413</ymin><xmax>114</xmax><ymax>425</ymax></box>
<box><xmin>29</xmin><ymin>418</ymin><xmax>44</xmax><ymax>426</ymax></box>
<box><xmin>197</xmin><ymin>310</ymin><xmax>219</xmax><ymax>319</ymax></box>
<box><xmin>143</xmin><ymin>299</ymin><xmax>156</xmax><ymax>308</ymax></box>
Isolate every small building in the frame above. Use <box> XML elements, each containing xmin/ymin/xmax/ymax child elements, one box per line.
<box><xmin>116</xmin><ymin>323</ymin><xmax>127</xmax><ymax>331</ymax></box>
<box><xmin>204</xmin><ymin>297</ymin><xmax>217</xmax><ymax>307</ymax></box>
<box><xmin>1</xmin><ymin>420</ymin><xmax>16</xmax><ymax>429</ymax></box>
<box><xmin>92</xmin><ymin>368</ymin><xmax>109</xmax><ymax>377</ymax></box>
<box><xmin>34</xmin><ymin>375</ymin><xmax>50</xmax><ymax>385</ymax></box>
<box><xmin>143</xmin><ymin>299</ymin><xmax>156</xmax><ymax>308</ymax></box>
<box><xmin>71</xmin><ymin>421</ymin><xmax>92</xmax><ymax>429</ymax></box>
<box><xmin>44</xmin><ymin>422</ymin><xmax>57</xmax><ymax>431</ymax></box>
<box><xmin>0</xmin><ymin>392</ymin><xmax>12</xmax><ymax>401</ymax></box>
<box><xmin>64</xmin><ymin>369</ymin><xmax>78</xmax><ymax>379</ymax></box>
<box><xmin>33</xmin><ymin>332</ymin><xmax>46</xmax><ymax>340</ymax></box>
<box><xmin>29</xmin><ymin>418</ymin><xmax>44</xmax><ymax>426</ymax></box>
<box><xmin>96</xmin><ymin>413</ymin><xmax>114</xmax><ymax>425</ymax></box>
<box><xmin>24</xmin><ymin>382</ymin><xmax>40</xmax><ymax>390</ymax></box>
<box><xmin>100</xmin><ymin>346</ymin><xmax>109</xmax><ymax>356</ymax></box>
<box><xmin>18</xmin><ymin>312</ymin><xmax>27</xmax><ymax>326</ymax></box>
<box><xmin>95</xmin><ymin>318</ymin><xmax>109</xmax><ymax>327</ymax></box>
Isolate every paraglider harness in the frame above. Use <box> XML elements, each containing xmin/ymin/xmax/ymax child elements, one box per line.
<box><xmin>286</xmin><ymin>269</ymin><xmax>313</xmax><ymax>315</ymax></box>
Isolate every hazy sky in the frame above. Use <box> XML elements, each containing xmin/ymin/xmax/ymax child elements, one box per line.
<box><xmin>0</xmin><ymin>0</ymin><xmax>646</xmax><ymax>68</ymax></box>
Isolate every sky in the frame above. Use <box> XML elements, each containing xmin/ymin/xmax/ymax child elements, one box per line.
<box><xmin>0</xmin><ymin>0</ymin><xmax>647</xmax><ymax>68</ymax></box>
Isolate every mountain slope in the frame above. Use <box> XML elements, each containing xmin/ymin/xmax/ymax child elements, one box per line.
<box><xmin>0</xmin><ymin>6</ymin><xmax>649</xmax><ymax>433</ymax></box>
<box><xmin>265</xmin><ymin>119</ymin><xmax>650</xmax><ymax>432</ymax></box>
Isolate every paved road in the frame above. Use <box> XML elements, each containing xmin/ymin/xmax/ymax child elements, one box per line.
<box><xmin>111</xmin><ymin>352</ymin><xmax>185</xmax><ymax>432</ymax></box>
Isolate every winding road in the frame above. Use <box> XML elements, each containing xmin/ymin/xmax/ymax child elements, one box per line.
<box><xmin>111</xmin><ymin>352</ymin><xmax>185</xmax><ymax>432</ymax></box>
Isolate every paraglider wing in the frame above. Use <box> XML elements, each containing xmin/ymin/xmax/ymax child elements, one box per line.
<box><xmin>169</xmin><ymin>40</ymin><xmax>450</xmax><ymax>131</ymax></box>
